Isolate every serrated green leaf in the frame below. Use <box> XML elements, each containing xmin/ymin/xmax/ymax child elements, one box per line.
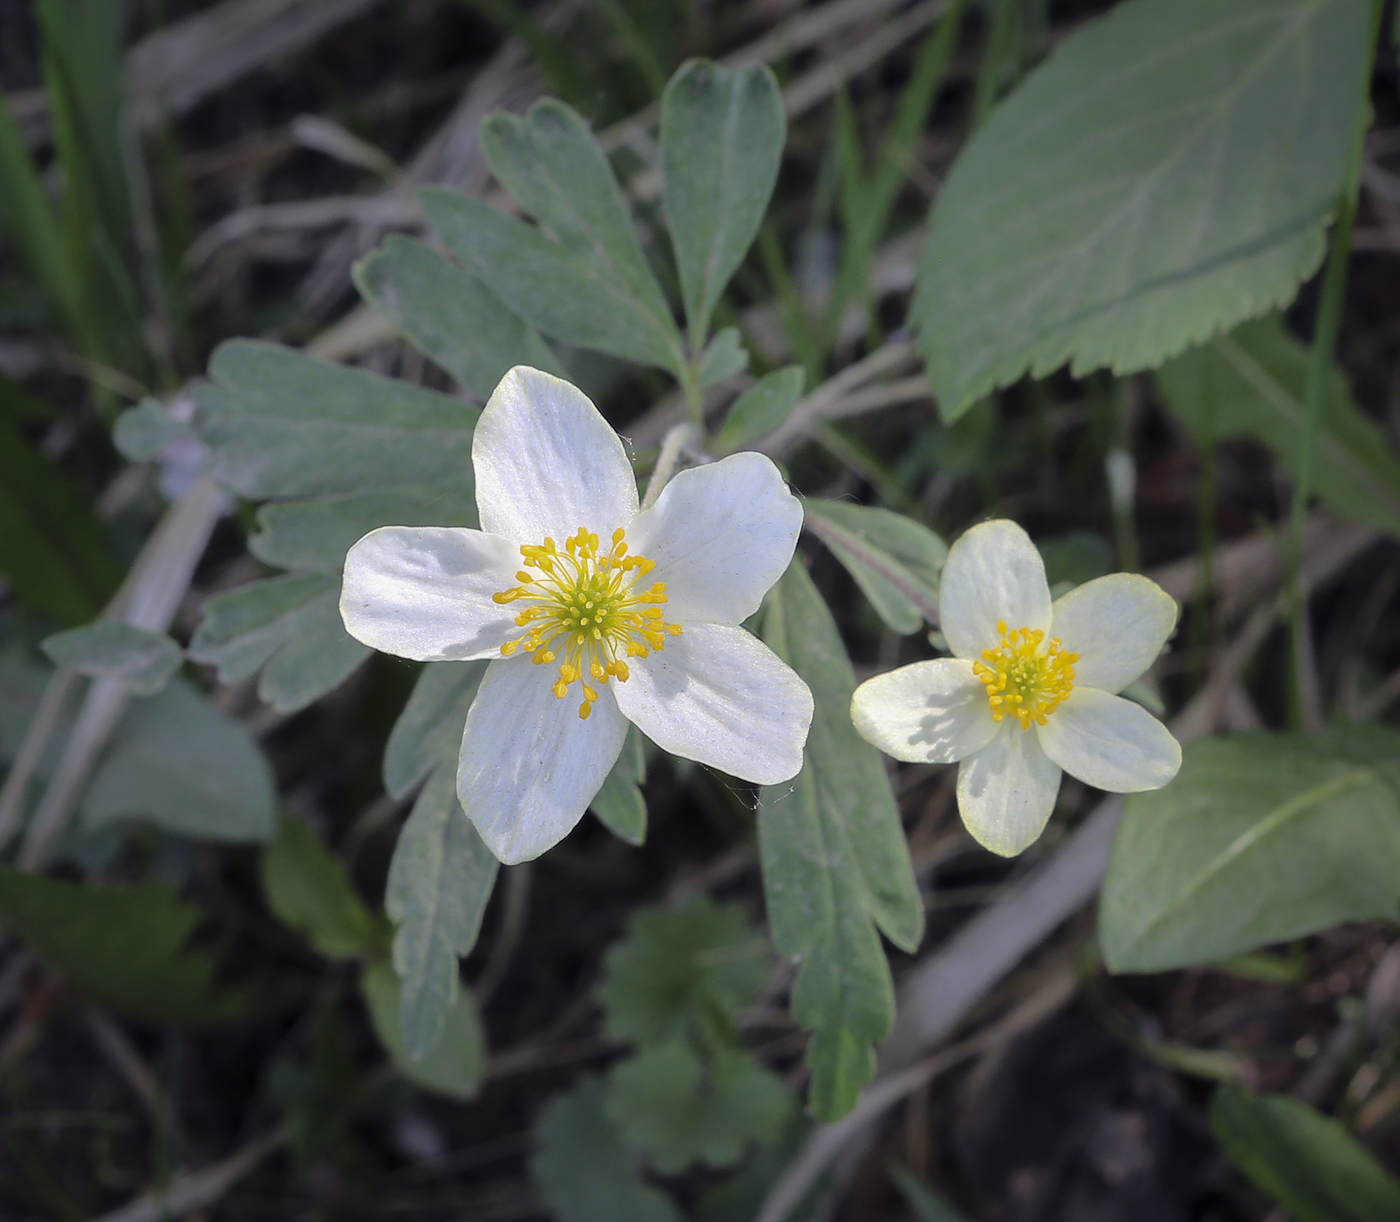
<box><xmin>0</xmin><ymin>866</ymin><xmax>250</xmax><ymax>1025</ymax></box>
<box><xmin>82</xmin><ymin>678</ymin><xmax>277</xmax><ymax>844</ymax></box>
<box><xmin>195</xmin><ymin>339</ymin><xmax>476</xmax><ymax>499</ymax></box>
<box><xmin>914</xmin><ymin>0</ymin><xmax>1372</xmax><ymax>420</ymax></box>
<box><xmin>531</xmin><ymin>1078</ymin><xmax>682</xmax><ymax>1222</ymax></box>
<box><xmin>597</xmin><ymin>898</ymin><xmax>767</xmax><ymax>1046</ymax></box>
<box><xmin>802</xmin><ymin>500</ymin><xmax>945</xmax><ymax>634</ymax></box>
<box><xmin>661</xmin><ymin>60</ymin><xmax>785</xmax><ymax>346</ymax></box>
<box><xmin>262</xmin><ymin>815</ymin><xmax>385</xmax><ymax>959</ymax></box>
<box><xmin>1211</xmin><ymin>1087</ymin><xmax>1400</xmax><ymax>1222</ymax></box>
<box><xmin>250</xmin><ymin>483</ymin><xmax>477</xmax><ymax>575</ymax></box>
<box><xmin>42</xmin><ymin>621</ymin><xmax>182</xmax><ymax>695</ymax></box>
<box><xmin>0</xmin><ymin>380</ymin><xmax>122</xmax><ymax>625</ymax></box>
<box><xmin>696</xmin><ymin>326</ymin><xmax>749</xmax><ymax>389</ymax></box>
<box><xmin>353</xmin><ymin>234</ymin><xmax>560</xmax><ymax>400</ymax></box>
<box><xmin>190</xmin><ymin>573</ymin><xmax>369</xmax><ymax>714</ymax></box>
<box><xmin>1155</xmin><ymin>316</ymin><xmax>1400</xmax><ymax>538</ymax></box>
<box><xmin>422</xmin><ymin>186</ymin><xmax>682</xmax><ymax>374</ymax></box>
<box><xmin>759</xmin><ymin>560</ymin><xmax>923</xmax><ymax>1120</ymax></box>
<box><xmin>591</xmin><ymin>725</ymin><xmax>647</xmax><ymax>845</ymax></box>
<box><xmin>386</xmin><ymin>765</ymin><xmax>498</xmax><ymax>1059</ymax></box>
<box><xmin>1100</xmin><ymin>732</ymin><xmax>1400</xmax><ymax>973</ymax></box>
<box><xmin>715</xmin><ymin>365</ymin><xmax>804</xmax><ymax>454</ymax></box>
<box><xmin>603</xmin><ymin>1039</ymin><xmax>791</xmax><ymax>1174</ymax></box>
<box><xmin>360</xmin><ymin>959</ymin><xmax>484</xmax><ymax>1101</ymax></box>
<box><xmin>383</xmin><ymin>661</ymin><xmax>485</xmax><ymax>800</ymax></box>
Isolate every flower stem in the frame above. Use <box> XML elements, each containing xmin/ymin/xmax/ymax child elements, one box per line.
<box><xmin>642</xmin><ymin>422</ymin><xmax>699</xmax><ymax>510</ymax></box>
<box><xmin>1286</xmin><ymin>1</ymin><xmax>1380</xmax><ymax>732</ymax></box>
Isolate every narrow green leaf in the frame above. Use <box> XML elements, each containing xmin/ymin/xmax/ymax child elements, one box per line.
<box><xmin>353</xmin><ymin>234</ymin><xmax>560</xmax><ymax>400</ymax></box>
<box><xmin>262</xmin><ymin>815</ymin><xmax>385</xmax><ymax>959</ymax></box>
<box><xmin>190</xmin><ymin>573</ymin><xmax>369</xmax><ymax>714</ymax></box>
<box><xmin>1211</xmin><ymin>1087</ymin><xmax>1400</xmax><ymax>1222</ymax></box>
<box><xmin>0</xmin><ymin>381</ymin><xmax>122</xmax><ymax>625</ymax></box>
<box><xmin>759</xmin><ymin>560</ymin><xmax>923</xmax><ymax>1120</ymax></box>
<box><xmin>42</xmin><ymin>621</ymin><xmax>182</xmax><ymax>696</ymax></box>
<box><xmin>715</xmin><ymin>365</ymin><xmax>804</xmax><ymax>454</ymax></box>
<box><xmin>383</xmin><ymin>661</ymin><xmax>486</xmax><ymax>801</ymax></box>
<box><xmin>590</xmin><ymin>725</ymin><xmax>647</xmax><ymax>845</ymax></box>
<box><xmin>696</xmin><ymin>326</ymin><xmax>749</xmax><ymax>389</ymax></box>
<box><xmin>802</xmin><ymin>500</ymin><xmax>945</xmax><ymax>634</ymax></box>
<box><xmin>1100</xmin><ymin>733</ymin><xmax>1400</xmax><ymax>973</ymax></box>
<box><xmin>661</xmin><ymin>60</ymin><xmax>785</xmax><ymax>346</ymax></box>
<box><xmin>1155</xmin><ymin>316</ymin><xmax>1400</xmax><ymax>539</ymax></box>
<box><xmin>421</xmin><ymin>188</ymin><xmax>682</xmax><ymax>373</ymax></box>
<box><xmin>603</xmin><ymin>1040</ymin><xmax>791</xmax><ymax>1173</ymax></box>
<box><xmin>386</xmin><ymin>765</ymin><xmax>499</xmax><ymax>1059</ymax></box>
<box><xmin>888</xmin><ymin>1162</ymin><xmax>973</xmax><ymax>1222</ymax></box>
<box><xmin>360</xmin><ymin>959</ymin><xmax>484</xmax><ymax>1101</ymax></box>
<box><xmin>195</xmin><ymin>339</ymin><xmax>476</xmax><ymax>499</ymax></box>
<box><xmin>251</xmin><ymin>484</ymin><xmax>477</xmax><ymax>575</ymax></box>
<box><xmin>531</xmin><ymin>1079</ymin><xmax>682</xmax><ymax>1222</ymax></box>
<box><xmin>0</xmin><ymin>866</ymin><xmax>250</xmax><ymax>1025</ymax></box>
<box><xmin>82</xmin><ymin>678</ymin><xmax>277</xmax><ymax>844</ymax></box>
<box><xmin>914</xmin><ymin>0</ymin><xmax>1372</xmax><ymax>420</ymax></box>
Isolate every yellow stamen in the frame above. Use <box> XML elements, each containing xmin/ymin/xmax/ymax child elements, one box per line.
<box><xmin>493</xmin><ymin>526</ymin><xmax>683</xmax><ymax>718</ymax></box>
<box><xmin>970</xmin><ymin>619</ymin><xmax>1078</xmax><ymax>730</ymax></box>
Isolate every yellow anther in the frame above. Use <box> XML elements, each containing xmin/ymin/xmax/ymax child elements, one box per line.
<box><xmin>974</xmin><ymin>622</ymin><xmax>1076</xmax><ymax>730</ymax></box>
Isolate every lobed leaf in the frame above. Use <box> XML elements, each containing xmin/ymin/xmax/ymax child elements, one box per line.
<box><xmin>42</xmin><ymin>621</ymin><xmax>182</xmax><ymax>696</ymax></box>
<box><xmin>696</xmin><ymin>326</ymin><xmax>750</xmax><ymax>389</ymax></box>
<box><xmin>382</xmin><ymin>661</ymin><xmax>485</xmax><ymax>801</ymax></box>
<box><xmin>913</xmin><ymin>0</ymin><xmax>1372</xmax><ymax>420</ymax></box>
<box><xmin>262</xmin><ymin>815</ymin><xmax>386</xmax><ymax>959</ymax></box>
<box><xmin>1100</xmin><ymin>731</ymin><xmax>1400</xmax><ymax>973</ymax></box>
<box><xmin>715</xmin><ymin>365</ymin><xmax>804</xmax><ymax>454</ymax></box>
<box><xmin>759</xmin><ymin>560</ymin><xmax>923</xmax><ymax>1120</ymax></box>
<box><xmin>360</xmin><ymin>959</ymin><xmax>484</xmax><ymax>1101</ymax></box>
<box><xmin>590</xmin><ymin>725</ymin><xmax>648</xmax><ymax>845</ymax></box>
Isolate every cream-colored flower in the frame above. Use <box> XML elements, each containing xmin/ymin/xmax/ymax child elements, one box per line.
<box><xmin>850</xmin><ymin>519</ymin><xmax>1180</xmax><ymax>856</ymax></box>
<box><xmin>341</xmin><ymin>366</ymin><xmax>812</xmax><ymax>864</ymax></box>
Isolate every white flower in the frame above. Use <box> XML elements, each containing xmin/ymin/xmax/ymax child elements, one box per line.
<box><xmin>850</xmin><ymin>519</ymin><xmax>1180</xmax><ymax>856</ymax></box>
<box><xmin>341</xmin><ymin>366</ymin><xmax>813</xmax><ymax>864</ymax></box>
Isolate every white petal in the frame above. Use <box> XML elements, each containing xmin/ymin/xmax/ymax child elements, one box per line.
<box><xmin>341</xmin><ymin>526</ymin><xmax>520</xmax><ymax>661</ymax></box>
<box><xmin>625</xmin><ymin>452</ymin><xmax>802</xmax><ymax>625</ymax></box>
<box><xmin>939</xmin><ymin>520</ymin><xmax>1052</xmax><ymax>660</ymax></box>
<box><xmin>472</xmin><ymin>366</ymin><xmax>639</xmax><ymax>543</ymax></box>
<box><xmin>1036</xmin><ymin>686</ymin><xmax>1181</xmax><ymax>793</ymax></box>
<box><xmin>956</xmin><ymin>722</ymin><xmax>1062</xmax><ymax>857</ymax></box>
<box><xmin>457</xmin><ymin>659</ymin><xmax>628</xmax><ymax>864</ymax></box>
<box><xmin>611</xmin><ymin>623</ymin><xmax>811</xmax><ymax>785</ymax></box>
<box><xmin>1050</xmin><ymin>573</ymin><xmax>1178</xmax><ymax>694</ymax></box>
<box><xmin>850</xmin><ymin>659</ymin><xmax>999</xmax><ymax>764</ymax></box>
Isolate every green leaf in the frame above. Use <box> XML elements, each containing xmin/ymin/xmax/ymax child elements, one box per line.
<box><xmin>360</xmin><ymin>959</ymin><xmax>484</xmax><ymax>1101</ymax></box>
<box><xmin>758</xmin><ymin>560</ymin><xmax>923</xmax><ymax>1120</ymax></box>
<box><xmin>1155</xmin><ymin>316</ymin><xmax>1400</xmax><ymax>538</ymax></box>
<box><xmin>250</xmin><ymin>484</ymin><xmax>477</xmax><ymax>575</ymax></box>
<box><xmin>383</xmin><ymin>662</ymin><xmax>485</xmax><ymax>800</ymax></box>
<box><xmin>715</xmin><ymin>365</ymin><xmax>804</xmax><ymax>454</ymax></box>
<box><xmin>113</xmin><ymin>398</ymin><xmax>193</xmax><ymax>463</ymax></box>
<box><xmin>0</xmin><ymin>866</ymin><xmax>250</xmax><ymax>1025</ymax></box>
<box><xmin>421</xmin><ymin>187</ymin><xmax>682</xmax><ymax>374</ymax></box>
<box><xmin>696</xmin><ymin>326</ymin><xmax>749</xmax><ymax>389</ymax></box>
<box><xmin>591</xmin><ymin>725</ymin><xmax>647</xmax><ymax>845</ymax></box>
<box><xmin>262</xmin><ymin>815</ymin><xmax>385</xmax><ymax>959</ymax></box>
<box><xmin>0</xmin><ymin>380</ymin><xmax>122</xmax><ymax>625</ymax></box>
<box><xmin>603</xmin><ymin>1039</ymin><xmax>791</xmax><ymax>1174</ymax></box>
<box><xmin>189</xmin><ymin>573</ymin><xmax>370</xmax><ymax>714</ymax></box>
<box><xmin>353</xmin><ymin>234</ymin><xmax>560</xmax><ymax>401</ymax></box>
<box><xmin>530</xmin><ymin>1078</ymin><xmax>682</xmax><ymax>1222</ymax></box>
<box><xmin>385</xmin><ymin>765</ymin><xmax>499</xmax><ymax>1060</ymax></box>
<box><xmin>42</xmin><ymin>621</ymin><xmax>182</xmax><ymax>696</ymax></box>
<box><xmin>661</xmin><ymin>60</ymin><xmax>785</xmax><ymax>346</ymax></box>
<box><xmin>82</xmin><ymin>678</ymin><xmax>277</xmax><ymax>844</ymax></box>
<box><xmin>888</xmin><ymin>1162</ymin><xmax>974</xmax><ymax>1222</ymax></box>
<box><xmin>802</xmin><ymin>500</ymin><xmax>945</xmax><ymax>634</ymax></box>
<box><xmin>913</xmin><ymin>0</ymin><xmax>1372</xmax><ymax>421</ymax></box>
<box><xmin>1211</xmin><ymin>1087</ymin><xmax>1400</xmax><ymax>1222</ymax></box>
<box><xmin>195</xmin><ymin>339</ymin><xmax>476</xmax><ymax>499</ymax></box>
<box><xmin>1100</xmin><ymin>733</ymin><xmax>1400</xmax><ymax>973</ymax></box>
<box><xmin>597</xmin><ymin>898</ymin><xmax>767</xmax><ymax>1046</ymax></box>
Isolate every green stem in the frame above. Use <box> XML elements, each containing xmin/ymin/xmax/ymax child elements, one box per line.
<box><xmin>679</xmin><ymin>360</ymin><xmax>705</xmax><ymax>430</ymax></box>
<box><xmin>1286</xmin><ymin>0</ymin><xmax>1381</xmax><ymax>731</ymax></box>
<box><xmin>1188</xmin><ymin>434</ymin><xmax>1217</xmax><ymax>694</ymax></box>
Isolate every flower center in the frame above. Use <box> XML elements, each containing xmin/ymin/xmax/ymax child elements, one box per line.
<box><xmin>491</xmin><ymin>526</ymin><xmax>681</xmax><ymax>720</ymax></box>
<box><xmin>971</xmin><ymin>620</ymin><xmax>1078</xmax><ymax>730</ymax></box>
